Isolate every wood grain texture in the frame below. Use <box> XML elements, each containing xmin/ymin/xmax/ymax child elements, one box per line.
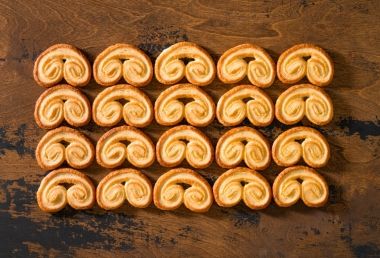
<box><xmin>0</xmin><ymin>0</ymin><xmax>380</xmax><ymax>257</ymax></box>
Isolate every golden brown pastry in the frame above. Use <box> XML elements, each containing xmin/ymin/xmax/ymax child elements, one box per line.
<box><xmin>37</xmin><ymin>168</ymin><xmax>95</xmax><ymax>212</ymax></box>
<box><xmin>34</xmin><ymin>44</ymin><xmax>91</xmax><ymax>87</ymax></box>
<box><xmin>36</xmin><ymin>127</ymin><xmax>94</xmax><ymax>171</ymax></box>
<box><xmin>96</xmin><ymin>169</ymin><xmax>152</xmax><ymax>210</ymax></box>
<box><xmin>273</xmin><ymin>166</ymin><xmax>329</xmax><ymax>207</ymax></box>
<box><xmin>272</xmin><ymin>126</ymin><xmax>330</xmax><ymax>168</ymax></box>
<box><xmin>153</xmin><ymin>168</ymin><xmax>213</xmax><ymax>212</ymax></box>
<box><xmin>277</xmin><ymin>44</ymin><xmax>334</xmax><ymax>87</ymax></box>
<box><xmin>92</xmin><ymin>84</ymin><xmax>153</xmax><ymax>127</ymax></box>
<box><xmin>216</xmin><ymin>127</ymin><xmax>270</xmax><ymax>170</ymax></box>
<box><xmin>156</xmin><ymin>125</ymin><xmax>213</xmax><ymax>168</ymax></box>
<box><xmin>217</xmin><ymin>44</ymin><xmax>275</xmax><ymax>87</ymax></box>
<box><xmin>275</xmin><ymin>84</ymin><xmax>333</xmax><ymax>125</ymax></box>
<box><xmin>34</xmin><ymin>84</ymin><xmax>91</xmax><ymax>129</ymax></box>
<box><xmin>213</xmin><ymin>167</ymin><xmax>271</xmax><ymax>210</ymax></box>
<box><xmin>217</xmin><ymin>85</ymin><xmax>274</xmax><ymax>126</ymax></box>
<box><xmin>93</xmin><ymin>44</ymin><xmax>153</xmax><ymax>87</ymax></box>
<box><xmin>155</xmin><ymin>42</ymin><xmax>215</xmax><ymax>86</ymax></box>
<box><xmin>96</xmin><ymin>126</ymin><xmax>155</xmax><ymax>168</ymax></box>
<box><xmin>155</xmin><ymin>83</ymin><xmax>215</xmax><ymax>127</ymax></box>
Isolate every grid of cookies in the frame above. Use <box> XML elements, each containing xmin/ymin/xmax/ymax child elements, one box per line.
<box><xmin>34</xmin><ymin>42</ymin><xmax>333</xmax><ymax>213</ymax></box>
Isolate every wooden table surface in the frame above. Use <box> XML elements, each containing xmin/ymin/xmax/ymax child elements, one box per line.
<box><xmin>1</xmin><ymin>0</ymin><xmax>379</xmax><ymax>257</ymax></box>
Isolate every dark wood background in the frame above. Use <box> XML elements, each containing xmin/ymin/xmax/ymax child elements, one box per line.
<box><xmin>1</xmin><ymin>0</ymin><xmax>379</xmax><ymax>257</ymax></box>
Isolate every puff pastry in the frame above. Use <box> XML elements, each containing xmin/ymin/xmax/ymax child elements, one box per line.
<box><xmin>37</xmin><ymin>168</ymin><xmax>95</xmax><ymax>212</ymax></box>
<box><xmin>96</xmin><ymin>126</ymin><xmax>155</xmax><ymax>168</ymax></box>
<box><xmin>217</xmin><ymin>85</ymin><xmax>274</xmax><ymax>126</ymax></box>
<box><xmin>217</xmin><ymin>44</ymin><xmax>275</xmax><ymax>87</ymax></box>
<box><xmin>153</xmin><ymin>168</ymin><xmax>213</xmax><ymax>212</ymax></box>
<box><xmin>213</xmin><ymin>167</ymin><xmax>271</xmax><ymax>210</ymax></box>
<box><xmin>34</xmin><ymin>84</ymin><xmax>91</xmax><ymax>129</ymax></box>
<box><xmin>96</xmin><ymin>169</ymin><xmax>152</xmax><ymax>210</ymax></box>
<box><xmin>156</xmin><ymin>125</ymin><xmax>213</xmax><ymax>168</ymax></box>
<box><xmin>34</xmin><ymin>44</ymin><xmax>91</xmax><ymax>87</ymax></box>
<box><xmin>273</xmin><ymin>166</ymin><xmax>329</xmax><ymax>207</ymax></box>
<box><xmin>93</xmin><ymin>84</ymin><xmax>153</xmax><ymax>127</ymax></box>
<box><xmin>36</xmin><ymin>127</ymin><xmax>94</xmax><ymax>171</ymax></box>
<box><xmin>93</xmin><ymin>44</ymin><xmax>153</xmax><ymax>87</ymax></box>
<box><xmin>272</xmin><ymin>126</ymin><xmax>330</xmax><ymax>168</ymax></box>
<box><xmin>216</xmin><ymin>127</ymin><xmax>271</xmax><ymax>170</ymax></box>
<box><xmin>155</xmin><ymin>42</ymin><xmax>215</xmax><ymax>86</ymax></box>
<box><xmin>155</xmin><ymin>83</ymin><xmax>215</xmax><ymax>127</ymax></box>
<box><xmin>277</xmin><ymin>44</ymin><xmax>334</xmax><ymax>87</ymax></box>
<box><xmin>275</xmin><ymin>84</ymin><xmax>333</xmax><ymax>125</ymax></box>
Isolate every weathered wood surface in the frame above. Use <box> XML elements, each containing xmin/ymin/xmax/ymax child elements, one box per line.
<box><xmin>0</xmin><ymin>0</ymin><xmax>379</xmax><ymax>257</ymax></box>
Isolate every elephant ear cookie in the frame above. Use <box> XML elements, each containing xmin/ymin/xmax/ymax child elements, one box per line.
<box><xmin>96</xmin><ymin>169</ymin><xmax>152</xmax><ymax>210</ymax></box>
<box><xmin>216</xmin><ymin>126</ymin><xmax>271</xmax><ymax>170</ymax></box>
<box><xmin>153</xmin><ymin>168</ymin><xmax>213</xmax><ymax>212</ymax></box>
<box><xmin>155</xmin><ymin>42</ymin><xmax>215</xmax><ymax>86</ymax></box>
<box><xmin>213</xmin><ymin>167</ymin><xmax>272</xmax><ymax>210</ymax></box>
<box><xmin>273</xmin><ymin>166</ymin><xmax>329</xmax><ymax>207</ymax></box>
<box><xmin>34</xmin><ymin>44</ymin><xmax>91</xmax><ymax>87</ymax></box>
<box><xmin>277</xmin><ymin>44</ymin><xmax>334</xmax><ymax>86</ymax></box>
<box><xmin>156</xmin><ymin>125</ymin><xmax>213</xmax><ymax>169</ymax></box>
<box><xmin>155</xmin><ymin>83</ymin><xmax>215</xmax><ymax>127</ymax></box>
<box><xmin>37</xmin><ymin>168</ymin><xmax>96</xmax><ymax>213</ymax></box>
<box><xmin>93</xmin><ymin>44</ymin><xmax>153</xmax><ymax>87</ymax></box>
<box><xmin>34</xmin><ymin>84</ymin><xmax>91</xmax><ymax>129</ymax></box>
<box><xmin>272</xmin><ymin>126</ymin><xmax>330</xmax><ymax>168</ymax></box>
<box><xmin>217</xmin><ymin>44</ymin><xmax>275</xmax><ymax>87</ymax></box>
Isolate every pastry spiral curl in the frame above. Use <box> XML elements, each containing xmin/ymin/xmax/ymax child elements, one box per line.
<box><xmin>36</xmin><ymin>127</ymin><xmax>94</xmax><ymax>171</ymax></box>
<box><xmin>96</xmin><ymin>126</ymin><xmax>155</xmax><ymax>168</ymax></box>
<box><xmin>153</xmin><ymin>168</ymin><xmax>213</xmax><ymax>212</ymax></box>
<box><xmin>275</xmin><ymin>84</ymin><xmax>333</xmax><ymax>126</ymax></box>
<box><xmin>272</xmin><ymin>127</ymin><xmax>330</xmax><ymax>168</ymax></box>
<box><xmin>33</xmin><ymin>44</ymin><xmax>91</xmax><ymax>87</ymax></box>
<box><xmin>96</xmin><ymin>169</ymin><xmax>152</xmax><ymax>210</ymax></box>
<box><xmin>217</xmin><ymin>44</ymin><xmax>275</xmax><ymax>87</ymax></box>
<box><xmin>273</xmin><ymin>166</ymin><xmax>329</xmax><ymax>207</ymax></box>
<box><xmin>155</xmin><ymin>42</ymin><xmax>215</xmax><ymax>86</ymax></box>
<box><xmin>93</xmin><ymin>44</ymin><xmax>153</xmax><ymax>87</ymax></box>
<box><xmin>277</xmin><ymin>44</ymin><xmax>334</xmax><ymax>87</ymax></box>
<box><xmin>93</xmin><ymin>84</ymin><xmax>153</xmax><ymax>127</ymax></box>
<box><xmin>216</xmin><ymin>127</ymin><xmax>271</xmax><ymax>170</ymax></box>
<box><xmin>213</xmin><ymin>167</ymin><xmax>271</xmax><ymax>210</ymax></box>
<box><xmin>156</xmin><ymin>125</ymin><xmax>213</xmax><ymax>168</ymax></box>
<box><xmin>217</xmin><ymin>85</ymin><xmax>274</xmax><ymax>126</ymax></box>
<box><xmin>155</xmin><ymin>83</ymin><xmax>215</xmax><ymax>127</ymax></box>
<box><xmin>34</xmin><ymin>84</ymin><xmax>91</xmax><ymax>129</ymax></box>
<box><xmin>37</xmin><ymin>168</ymin><xmax>95</xmax><ymax>213</ymax></box>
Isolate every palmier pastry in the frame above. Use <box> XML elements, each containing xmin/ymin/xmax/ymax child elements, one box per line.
<box><xmin>153</xmin><ymin>168</ymin><xmax>213</xmax><ymax>212</ymax></box>
<box><xmin>155</xmin><ymin>42</ymin><xmax>215</xmax><ymax>86</ymax></box>
<box><xmin>96</xmin><ymin>169</ymin><xmax>152</xmax><ymax>210</ymax></box>
<box><xmin>155</xmin><ymin>83</ymin><xmax>215</xmax><ymax>127</ymax></box>
<box><xmin>93</xmin><ymin>84</ymin><xmax>153</xmax><ymax>127</ymax></box>
<box><xmin>277</xmin><ymin>44</ymin><xmax>334</xmax><ymax>86</ymax></box>
<box><xmin>217</xmin><ymin>44</ymin><xmax>275</xmax><ymax>87</ymax></box>
<box><xmin>216</xmin><ymin>127</ymin><xmax>270</xmax><ymax>170</ymax></box>
<box><xmin>96</xmin><ymin>126</ymin><xmax>155</xmax><ymax>168</ymax></box>
<box><xmin>272</xmin><ymin>126</ymin><xmax>330</xmax><ymax>168</ymax></box>
<box><xmin>213</xmin><ymin>167</ymin><xmax>271</xmax><ymax>210</ymax></box>
<box><xmin>37</xmin><ymin>168</ymin><xmax>95</xmax><ymax>212</ymax></box>
<box><xmin>217</xmin><ymin>85</ymin><xmax>274</xmax><ymax>126</ymax></box>
<box><xmin>275</xmin><ymin>84</ymin><xmax>333</xmax><ymax>125</ymax></box>
<box><xmin>34</xmin><ymin>44</ymin><xmax>91</xmax><ymax>87</ymax></box>
<box><xmin>156</xmin><ymin>125</ymin><xmax>213</xmax><ymax>168</ymax></box>
<box><xmin>93</xmin><ymin>44</ymin><xmax>153</xmax><ymax>87</ymax></box>
<box><xmin>273</xmin><ymin>166</ymin><xmax>329</xmax><ymax>207</ymax></box>
<box><xmin>36</xmin><ymin>127</ymin><xmax>94</xmax><ymax>171</ymax></box>
<box><xmin>34</xmin><ymin>84</ymin><xmax>91</xmax><ymax>129</ymax></box>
